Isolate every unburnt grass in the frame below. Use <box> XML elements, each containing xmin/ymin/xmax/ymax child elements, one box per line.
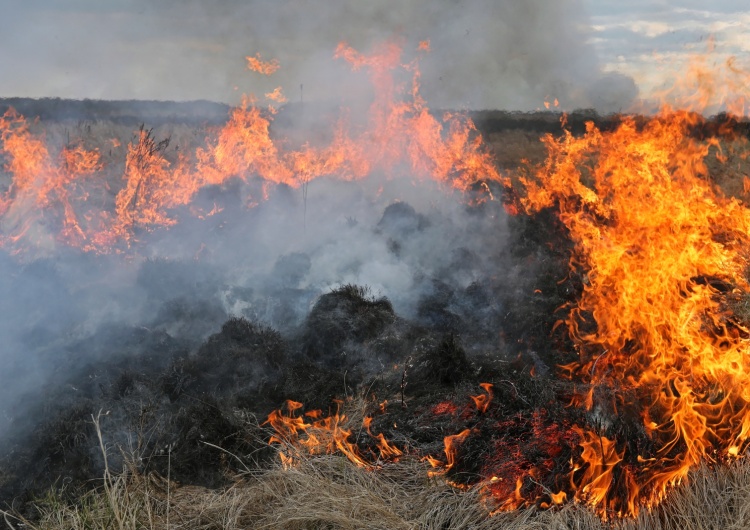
<box><xmin>6</xmin><ymin>422</ymin><xmax>750</xmax><ymax>530</ymax></box>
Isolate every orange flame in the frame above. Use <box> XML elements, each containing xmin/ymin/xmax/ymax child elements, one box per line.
<box><xmin>426</xmin><ymin>429</ymin><xmax>472</xmax><ymax>478</ymax></box>
<box><xmin>569</xmin><ymin>427</ymin><xmax>625</xmax><ymax>517</ymax></box>
<box><xmin>265</xmin><ymin>400</ymin><xmax>403</xmax><ymax>469</ymax></box>
<box><xmin>246</xmin><ymin>53</ymin><xmax>280</xmax><ymax>75</ymax></box>
<box><xmin>265</xmin><ymin>399</ymin><xmax>370</xmax><ymax>468</ymax></box>
<box><xmin>470</xmin><ymin>382</ymin><xmax>494</xmax><ymax>414</ymax></box>
<box><xmin>0</xmin><ymin>109</ymin><xmax>104</xmax><ymax>250</ymax></box>
<box><xmin>264</xmin><ymin>86</ymin><xmax>287</xmax><ymax>104</ymax></box>
<box><xmin>518</xmin><ymin>57</ymin><xmax>750</xmax><ymax>515</ymax></box>
<box><xmin>0</xmin><ymin>41</ymin><xmax>500</xmax><ymax>254</ymax></box>
<box><xmin>363</xmin><ymin>416</ymin><xmax>404</xmax><ymax>460</ymax></box>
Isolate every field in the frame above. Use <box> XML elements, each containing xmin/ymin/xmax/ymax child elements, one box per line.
<box><xmin>2</xmin><ymin>98</ymin><xmax>750</xmax><ymax>529</ymax></box>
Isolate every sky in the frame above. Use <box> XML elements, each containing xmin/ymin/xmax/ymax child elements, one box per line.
<box><xmin>586</xmin><ymin>0</ymin><xmax>749</xmax><ymax>96</ymax></box>
<box><xmin>0</xmin><ymin>1</ymin><xmax>746</xmax><ymax>112</ymax></box>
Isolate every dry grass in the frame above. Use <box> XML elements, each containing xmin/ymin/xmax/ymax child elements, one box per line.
<box><xmin>5</xmin><ymin>400</ymin><xmax>750</xmax><ymax>529</ymax></box>
<box><xmin>5</xmin><ymin>447</ymin><xmax>750</xmax><ymax>530</ymax></box>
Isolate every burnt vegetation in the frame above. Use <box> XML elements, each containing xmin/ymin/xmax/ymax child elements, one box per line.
<box><xmin>0</xmin><ymin>209</ymin><xmax>582</xmax><ymax>521</ymax></box>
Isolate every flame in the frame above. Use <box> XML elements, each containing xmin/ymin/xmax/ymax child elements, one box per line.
<box><xmin>470</xmin><ymin>382</ymin><xmax>494</xmax><ymax>414</ymax></box>
<box><xmin>246</xmin><ymin>53</ymin><xmax>280</xmax><ymax>75</ymax></box>
<box><xmin>0</xmin><ymin>41</ymin><xmax>500</xmax><ymax>254</ymax></box>
<box><xmin>517</xmin><ymin>57</ymin><xmax>750</xmax><ymax>516</ymax></box>
<box><xmin>569</xmin><ymin>427</ymin><xmax>625</xmax><ymax>517</ymax></box>
<box><xmin>13</xmin><ymin>41</ymin><xmax>750</xmax><ymax>518</ymax></box>
<box><xmin>363</xmin><ymin>416</ymin><xmax>404</xmax><ymax>460</ymax></box>
<box><xmin>264</xmin><ymin>86</ymin><xmax>287</xmax><ymax>104</ymax></box>
<box><xmin>426</xmin><ymin>429</ymin><xmax>472</xmax><ymax>479</ymax></box>
<box><xmin>114</xmin><ymin>126</ymin><xmax>191</xmax><ymax>236</ymax></box>
<box><xmin>649</xmin><ymin>41</ymin><xmax>749</xmax><ymax>116</ymax></box>
<box><xmin>265</xmin><ymin>399</ymin><xmax>371</xmax><ymax>469</ymax></box>
<box><xmin>265</xmin><ymin>399</ymin><xmax>403</xmax><ymax>468</ymax></box>
<box><xmin>196</xmin><ymin>95</ymin><xmax>292</xmax><ymax>187</ymax></box>
<box><xmin>0</xmin><ymin>109</ymin><xmax>104</xmax><ymax>250</ymax></box>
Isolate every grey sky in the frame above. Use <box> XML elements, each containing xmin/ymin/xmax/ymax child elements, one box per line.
<box><xmin>0</xmin><ymin>1</ymin><xmax>743</xmax><ymax>111</ymax></box>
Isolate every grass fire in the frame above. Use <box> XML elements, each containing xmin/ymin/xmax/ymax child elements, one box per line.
<box><xmin>3</xmin><ymin>16</ymin><xmax>750</xmax><ymax>530</ymax></box>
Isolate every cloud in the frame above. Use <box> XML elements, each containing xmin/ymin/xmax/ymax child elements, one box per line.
<box><xmin>585</xmin><ymin>0</ymin><xmax>750</xmax><ymax>104</ymax></box>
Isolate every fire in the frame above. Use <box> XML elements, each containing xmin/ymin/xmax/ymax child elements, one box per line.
<box><xmin>649</xmin><ymin>38</ymin><xmax>749</xmax><ymax>117</ymax></box>
<box><xmin>426</xmin><ymin>429</ymin><xmax>472</xmax><ymax>480</ymax></box>
<box><xmin>196</xmin><ymin>95</ymin><xmax>292</xmax><ymax>187</ymax></box>
<box><xmin>470</xmin><ymin>382</ymin><xmax>493</xmax><ymax>414</ymax></box>
<box><xmin>363</xmin><ymin>416</ymin><xmax>404</xmax><ymax>460</ymax></box>
<box><xmin>8</xmin><ymin>35</ymin><xmax>750</xmax><ymax>520</ymax></box>
<box><xmin>517</xmin><ymin>57</ymin><xmax>750</xmax><ymax>515</ymax></box>
<box><xmin>568</xmin><ymin>427</ymin><xmax>624</xmax><ymax>514</ymax></box>
<box><xmin>426</xmin><ymin>383</ymin><xmax>494</xmax><ymax>481</ymax></box>
<box><xmin>0</xmin><ymin>41</ymin><xmax>499</xmax><ymax>254</ymax></box>
<box><xmin>265</xmin><ymin>399</ymin><xmax>402</xmax><ymax>468</ymax></box>
<box><xmin>245</xmin><ymin>53</ymin><xmax>280</xmax><ymax>75</ymax></box>
<box><xmin>0</xmin><ymin>109</ymin><xmax>103</xmax><ymax>249</ymax></box>
<box><xmin>264</xmin><ymin>86</ymin><xmax>287</xmax><ymax>104</ymax></box>
<box><xmin>115</xmin><ymin>126</ymin><xmax>190</xmax><ymax>235</ymax></box>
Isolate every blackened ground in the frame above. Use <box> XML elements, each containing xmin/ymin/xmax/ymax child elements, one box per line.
<box><xmin>0</xmin><ymin>191</ymin><xmax>585</xmax><ymax>517</ymax></box>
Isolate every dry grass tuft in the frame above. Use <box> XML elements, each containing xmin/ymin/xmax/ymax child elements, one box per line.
<box><xmin>6</xmin><ymin>450</ymin><xmax>750</xmax><ymax>530</ymax></box>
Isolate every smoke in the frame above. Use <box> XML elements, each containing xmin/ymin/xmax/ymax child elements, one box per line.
<box><xmin>0</xmin><ymin>0</ymin><xmax>637</xmax><ymax>112</ymax></box>
<box><xmin>0</xmin><ymin>171</ymin><xmax>517</xmax><ymax>454</ymax></box>
<box><xmin>0</xmin><ymin>0</ymin><xmax>635</xmax><ymax>501</ymax></box>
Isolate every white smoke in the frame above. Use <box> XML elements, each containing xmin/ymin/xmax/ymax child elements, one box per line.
<box><xmin>0</xmin><ymin>0</ymin><xmax>637</xmax><ymax>112</ymax></box>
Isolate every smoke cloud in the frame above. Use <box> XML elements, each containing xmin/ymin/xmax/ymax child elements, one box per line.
<box><xmin>0</xmin><ymin>173</ymin><xmax>515</xmax><ymax>446</ymax></box>
<box><xmin>0</xmin><ymin>0</ymin><xmax>637</xmax><ymax>112</ymax></box>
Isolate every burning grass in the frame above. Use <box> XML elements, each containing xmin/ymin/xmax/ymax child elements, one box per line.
<box><xmin>5</xmin><ymin>109</ymin><xmax>750</xmax><ymax>524</ymax></box>
<box><xmin>5</xmin><ymin>40</ymin><xmax>750</xmax><ymax>527</ymax></box>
